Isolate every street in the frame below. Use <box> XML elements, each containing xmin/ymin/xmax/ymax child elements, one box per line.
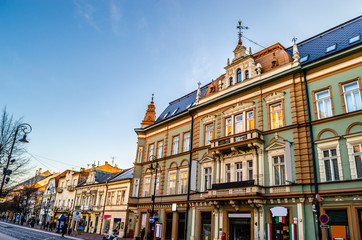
<box><xmin>0</xmin><ymin>222</ymin><xmax>79</xmax><ymax>240</ymax></box>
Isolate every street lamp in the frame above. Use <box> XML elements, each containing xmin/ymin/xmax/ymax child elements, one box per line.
<box><xmin>148</xmin><ymin>155</ymin><xmax>159</xmax><ymax>239</ymax></box>
<box><xmin>0</xmin><ymin>123</ymin><xmax>32</xmax><ymax>197</ymax></box>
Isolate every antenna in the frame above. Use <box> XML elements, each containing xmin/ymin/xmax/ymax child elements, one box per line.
<box><xmin>237</xmin><ymin>20</ymin><xmax>248</xmax><ymax>42</ymax></box>
<box><xmin>111</xmin><ymin>156</ymin><xmax>116</xmax><ymax>166</ymax></box>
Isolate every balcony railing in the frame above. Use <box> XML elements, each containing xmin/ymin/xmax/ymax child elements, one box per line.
<box><xmin>207</xmin><ymin>180</ymin><xmax>264</xmax><ymax>197</ymax></box>
<box><xmin>210</xmin><ymin>129</ymin><xmax>263</xmax><ymax>149</ymax></box>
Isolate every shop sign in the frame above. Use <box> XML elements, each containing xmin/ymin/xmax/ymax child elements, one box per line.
<box><xmin>270</xmin><ymin>207</ymin><xmax>288</xmax><ymax>217</ymax></box>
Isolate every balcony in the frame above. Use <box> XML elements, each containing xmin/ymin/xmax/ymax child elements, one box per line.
<box><xmin>207</xmin><ymin>180</ymin><xmax>264</xmax><ymax>198</ymax></box>
<box><xmin>210</xmin><ymin>129</ymin><xmax>263</xmax><ymax>151</ymax></box>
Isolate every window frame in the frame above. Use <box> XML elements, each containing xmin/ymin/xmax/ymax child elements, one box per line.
<box><xmin>229</xmin><ymin>77</ymin><xmax>234</xmax><ymax>86</ymax></box>
<box><xmin>225</xmin><ymin>117</ymin><xmax>233</xmax><ymax>136</ymax></box>
<box><xmin>143</xmin><ymin>176</ymin><xmax>151</xmax><ymax>197</ymax></box>
<box><xmin>148</xmin><ymin>143</ymin><xmax>155</xmax><ymax>161</ymax></box>
<box><xmin>339</xmin><ymin>77</ymin><xmax>362</xmax><ymax>113</ymax></box>
<box><xmin>237</xmin><ymin>69</ymin><xmax>242</xmax><ymax>83</ymax></box>
<box><xmin>182</xmin><ymin>131</ymin><xmax>191</xmax><ymax>152</ymax></box>
<box><xmin>267</xmin><ymin>100</ymin><xmax>285</xmax><ymax>130</ymax></box>
<box><xmin>156</xmin><ymin>140</ymin><xmax>164</xmax><ymax>159</ymax></box>
<box><xmin>225</xmin><ymin>164</ymin><xmax>231</xmax><ymax>183</ymax></box>
<box><xmin>133</xmin><ymin>178</ymin><xmax>140</xmax><ymax>197</ymax></box>
<box><xmin>312</xmin><ymin>86</ymin><xmax>334</xmax><ymax>120</ymax></box>
<box><xmin>172</xmin><ymin>135</ymin><xmax>180</xmax><ymax>155</ymax></box>
<box><xmin>204</xmin><ymin>123</ymin><xmax>214</xmax><ymax>145</ymax></box>
<box><xmin>247</xmin><ymin>160</ymin><xmax>253</xmax><ymax>181</ymax></box>
<box><xmin>235</xmin><ymin>162</ymin><xmax>243</xmax><ymax>182</ymax></box>
<box><xmin>179</xmin><ymin>170</ymin><xmax>188</xmax><ymax>194</ymax></box>
<box><xmin>168</xmin><ymin>171</ymin><xmax>177</xmax><ymax>195</ymax></box>
<box><xmin>322</xmin><ymin>148</ymin><xmax>340</xmax><ymax>182</ymax></box>
<box><xmin>245</xmin><ymin>70</ymin><xmax>249</xmax><ymax>80</ymax></box>
<box><xmin>272</xmin><ymin>155</ymin><xmax>286</xmax><ymax>186</ymax></box>
<box><xmin>203</xmin><ymin>167</ymin><xmax>212</xmax><ymax>191</ymax></box>
<box><xmin>344</xmin><ymin>132</ymin><xmax>362</xmax><ymax>180</ymax></box>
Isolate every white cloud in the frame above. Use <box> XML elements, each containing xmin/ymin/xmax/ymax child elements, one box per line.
<box><xmin>110</xmin><ymin>0</ymin><xmax>122</xmax><ymax>34</ymax></box>
<box><xmin>74</xmin><ymin>0</ymin><xmax>100</xmax><ymax>31</ymax></box>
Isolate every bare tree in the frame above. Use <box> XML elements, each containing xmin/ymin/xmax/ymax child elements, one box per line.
<box><xmin>0</xmin><ymin>107</ymin><xmax>31</xmax><ymax>188</ymax></box>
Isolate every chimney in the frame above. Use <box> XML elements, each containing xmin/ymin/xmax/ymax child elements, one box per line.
<box><xmin>35</xmin><ymin>170</ymin><xmax>38</xmax><ymax>176</ymax></box>
<box><xmin>105</xmin><ymin>161</ymin><xmax>108</xmax><ymax>165</ymax></box>
<box><xmin>97</xmin><ymin>161</ymin><xmax>100</xmax><ymax>166</ymax></box>
<box><xmin>39</xmin><ymin>168</ymin><xmax>42</xmax><ymax>175</ymax></box>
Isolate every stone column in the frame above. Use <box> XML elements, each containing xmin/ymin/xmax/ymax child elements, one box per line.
<box><xmin>190</xmin><ymin>207</ymin><xmax>196</xmax><ymax>240</ymax></box>
<box><xmin>297</xmin><ymin>198</ymin><xmax>305</xmax><ymax>240</ymax></box>
<box><xmin>214</xmin><ymin>207</ymin><xmax>219</xmax><ymax>240</ymax></box>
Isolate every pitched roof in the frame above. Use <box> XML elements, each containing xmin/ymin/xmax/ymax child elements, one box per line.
<box><xmin>108</xmin><ymin>168</ymin><xmax>133</xmax><ymax>182</ymax></box>
<box><xmin>154</xmin><ymin>83</ymin><xmax>210</xmax><ymax>124</ymax></box>
<box><xmin>287</xmin><ymin>15</ymin><xmax>362</xmax><ymax>64</ymax></box>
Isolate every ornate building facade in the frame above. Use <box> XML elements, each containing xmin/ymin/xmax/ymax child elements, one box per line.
<box><xmin>129</xmin><ymin>16</ymin><xmax>362</xmax><ymax>240</ymax></box>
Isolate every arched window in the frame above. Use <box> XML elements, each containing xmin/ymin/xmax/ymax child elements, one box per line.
<box><xmin>245</xmin><ymin>70</ymin><xmax>249</xmax><ymax>79</ymax></box>
<box><xmin>237</xmin><ymin>69</ymin><xmax>242</xmax><ymax>83</ymax></box>
<box><xmin>229</xmin><ymin>77</ymin><xmax>233</xmax><ymax>86</ymax></box>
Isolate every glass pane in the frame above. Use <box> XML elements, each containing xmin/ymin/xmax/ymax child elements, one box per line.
<box><xmin>345</xmin><ymin>92</ymin><xmax>354</xmax><ymax>112</ymax></box>
<box><xmin>353</xmin><ymin>90</ymin><xmax>362</xmax><ymax>110</ymax></box>
<box><xmin>332</xmin><ymin>159</ymin><xmax>340</xmax><ymax>180</ymax></box>
<box><xmin>274</xmin><ymin>166</ymin><xmax>280</xmax><ymax>185</ymax></box>
<box><xmin>316</xmin><ymin>90</ymin><xmax>330</xmax><ymax>99</ymax></box>
<box><xmin>325</xmin><ymin>98</ymin><xmax>333</xmax><ymax>117</ymax></box>
<box><xmin>343</xmin><ymin>82</ymin><xmax>358</xmax><ymax>92</ymax></box>
<box><xmin>325</xmin><ymin>160</ymin><xmax>332</xmax><ymax>181</ymax></box>
<box><xmin>235</xmin><ymin>115</ymin><xmax>243</xmax><ymax>133</ymax></box>
<box><xmin>273</xmin><ymin>157</ymin><xmax>278</xmax><ymax>164</ymax></box>
<box><xmin>271</xmin><ymin>112</ymin><xmax>277</xmax><ymax>129</ymax></box>
<box><xmin>280</xmin><ymin>165</ymin><xmax>285</xmax><ymax>185</ymax></box>
<box><xmin>331</xmin><ymin>149</ymin><xmax>337</xmax><ymax>156</ymax></box>
<box><xmin>317</xmin><ymin>101</ymin><xmax>326</xmax><ymax>118</ymax></box>
<box><xmin>226</xmin><ymin>118</ymin><xmax>232</xmax><ymax>136</ymax></box>
<box><xmin>280</xmin><ymin>156</ymin><xmax>284</xmax><ymax>163</ymax></box>
<box><xmin>355</xmin><ymin>155</ymin><xmax>362</xmax><ymax>178</ymax></box>
<box><xmin>323</xmin><ymin>150</ymin><xmax>329</xmax><ymax>158</ymax></box>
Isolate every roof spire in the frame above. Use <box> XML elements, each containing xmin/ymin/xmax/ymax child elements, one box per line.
<box><xmin>292</xmin><ymin>37</ymin><xmax>300</xmax><ymax>63</ymax></box>
<box><xmin>237</xmin><ymin>20</ymin><xmax>248</xmax><ymax>45</ymax></box>
<box><xmin>141</xmin><ymin>94</ymin><xmax>156</xmax><ymax>127</ymax></box>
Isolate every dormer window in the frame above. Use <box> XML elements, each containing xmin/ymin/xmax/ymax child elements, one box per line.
<box><xmin>172</xmin><ymin>108</ymin><xmax>179</xmax><ymax>116</ymax></box>
<box><xmin>349</xmin><ymin>35</ymin><xmax>360</xmax><ymax>44</ymax></box>
<box><xmin>237</xmin><ymin>69</ymin><xmax>242</xmax><ymax>83</ymax></box>
<box><xmin>164</xmin><ymin>112</ymin><xmax>169</xmax><ymax>119</ymax></box>
<box><xmin>326</xmin><ymin>44</ymin><xmax>337</xmax><ymax>53</ymax></box>
<box><xmin>229</xmin><ymin>77</ymin><xmax>234</xmax><ymax>86</ymax></box>
<box><xmin>245</xmin><ymin>70</ymin><xmax>249</xmax><ymax>80</ymax></box>
<box><xmin>186</xmin><ymin>102</ymin><xmax>194</xmax><ymax>109</ymax></box>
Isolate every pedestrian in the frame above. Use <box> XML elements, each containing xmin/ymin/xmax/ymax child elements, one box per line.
<box><xmin>62</xmin><ymin>223</ymin><xmax>68</xmax><ymax>237</ymax></box>
<box><xmin>45</xmin><ymin>221</ymin><xmax>49</xmax><ymax>231</ymax></box>
<box><xmin>108</xmin><ymin>229</ymin><xmax>118</xmax><ymax>240</ymax></box>
<box><xmin>221</xmin><ymin>232</ymin><xmax>226</xmax><ymax>240</ymax></box>
<box><xmin>30</xmin><ymin>219</ymin><xmax>35</xmax><ymax>228</ymax></box>
<box><xmin>140</xmin><ymin>227</ymin><xmax>145</xmax><ymax>240</ymax></box>
<box><xmin>67</xmin><ymin>224</ymin><xmax>72</xmax><ymax>236</ymax></box>
<box><xmin>49</xmin><ymin>222</ymin><xmax>53</xmax><ymax>232</ymax></box>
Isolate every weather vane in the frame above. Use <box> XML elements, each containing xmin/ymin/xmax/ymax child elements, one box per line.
<box><xmin>237</xmin><ymin>20</ymin><xmax>248</xmax><ymax>41</ymax></box>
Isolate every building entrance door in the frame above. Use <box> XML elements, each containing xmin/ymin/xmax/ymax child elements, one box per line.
<box><xmin>228</xmin><ymin>213</ymin><xmax>251</xmax><ymax>240</ymax></box>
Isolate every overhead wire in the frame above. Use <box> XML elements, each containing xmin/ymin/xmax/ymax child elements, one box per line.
<box><xmin>25</xmin><ymin>150</ymin><xmax>82</xmax><ymax>168</ymax></box>
<box><xmin>242</xmin><ymin>35</ymin><xmax>268</xmax><ymax>50</ymax></box>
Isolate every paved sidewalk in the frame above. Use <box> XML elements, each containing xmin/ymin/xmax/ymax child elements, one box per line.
<box><xmin>0</xmin><ymin>220</ymin><xmax>132</xmax><ymax>240</ymax></box>
<box><xmin>0</xmin><ymin>232</ymin><xmax>17</xmax><ymax>240</ymax></box>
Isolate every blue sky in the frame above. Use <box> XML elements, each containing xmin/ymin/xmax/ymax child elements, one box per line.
<box><xmin>1</xmin><ymin>0</ymin><xmax>361</xmax><ymax>175</ymax></box>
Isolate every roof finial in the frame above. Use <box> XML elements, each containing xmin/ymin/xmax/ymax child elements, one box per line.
<box><xmin>292</xmin><ymin>37</ymin><xmax>300</xmax><ymax>63</ymax></box>
<box><xmin>237</xmin><ymin>20</ymin><xmax>248</xmax><ymax>44</ymax></box>
<box><xmin>151</xmin><ymin>93</ymin><xmax>154</xmax><ymax>102</ymax></box>
<box><xmin>292</xmin><ymin>37</ymin><xmax>298</xmax><ymax>44</ymax></box>
<box><xmin>197</xmin><ymin>81</ymin><xmax>201</xmax><ymax>88</ymax></box>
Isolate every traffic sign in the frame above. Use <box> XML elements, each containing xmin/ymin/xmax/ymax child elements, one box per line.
<box><xmin>0</xmin><ymin>198</ymin><xmax>5</xmax><ymax>203</ymax></box>
<box><xmin>73</xmin><ymin>210</ymin><xmax>81</xmax><ymax>221</ymax></box>
<box><xmin>320</xmin><ymin>214</ymin><xmax>329</xmax><ymax>224</ymax></box>
<box><xmin>149</xmin><ymin>217</ymin><xmax>155</xmax><ymax>224</ymax></box>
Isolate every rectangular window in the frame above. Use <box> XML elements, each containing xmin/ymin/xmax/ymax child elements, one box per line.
<box><xmin>246</xmin><ymin>111</ymin><xmax>254</xmax><ymax>131</ymax></box>
<box><xmin>225</xmin><ymin>164</ymin><xmax>231</xmax><ymax>183</ymax></box>
<box><xmin>121</xmin><ymin>190</ymin><xmax>126</xmax><ymax>203</ymax></box>
<box><xmin>270</xmin><ymin>102</ymin><xmax>283</xmax><ymax>129</ymax></box>
<box><xmin>353</xmin><ymin>144</ymin><xmax>362</xmax><ymax>178</ymax></box>
<box><xmin>273</xmin><ymin>156</ymin><xmax>285</xmax><ymax>185</ymax></box>
<box><xmin>110</xmin><ymin>191</ymin><xmax>115</xmax><ymax>205</ymax></box>
<box><xmin>205</xmin><ymin>123</ymin><xmax>214</xmax><ymax>145</ymax></box>
<box><xmin>343</xmin><ymin>81</ymin><xmax>362</xmax><ymax>112</ymax></box>
<box><xmin>236</xmin><ymin>162</ymin><xmax>243</xmax><ymax>181</ymax></box>
<box><xmin>204</xmin><ymin>168</ymin><xmax>212</xmax><ymax>191</ymax></box>
<box><xmin>137</xmin><ymin>146</ymin><xmax>144</xmax><ymax>163</ymax></box>
<box><xmin>180</xmin><ymin>171</ymin><xmax>188</xmax><ymax>194</ymax></box>
<box><xmin>116</xmin><ymin>191</ymin><xmax>121</xmax><ymax>205</ymax></box>
<box><xmin>225</xmin><ymin>117</ymin><xmax>232</xmax><ymax>136</ymax></box>
<box><xmin>316</xmin><ymin>90</ymin><xmax>333</xmax><ymax>119</ymax></box>
<box><xmin>148</xmin><ymin>144</ymin><xmax>154</xmax><ymax>161</ymax></box>
<box><xmin>247</xmin><ymin>161</ymin><xmax>253</xmax><ymax>180</ymax></box>
<box><xmin>234</xmin><ymin>114</ymin><xmax>243</xmax><ymax>134</ymax></box>
<box><xmin>106</xmin><ymin>192</ymin><xmax>111</xmax><ymax>205</ymax></box>
<box><xmin>172</xmin><ymin>136</ymin><xmax>179</xmax><ymax>155</ymax></box>
<box><xmin>133</xmin><ymin>179</ymin><xmax>139</xmax><ymax>197</ymax></box>
<box><xmin>323</xmin><ymin>149</ymin><xmax>339</xmax><ymax>181</ymax></box>
<box><xmin>183</xmin><ymin>132</ymin><xmax>191</xmax><ymax>152</ymax></box>
<box><xmin>169</xmin><ymin>173</ymin><xmax>176</xmax><ymax>195</ymax></box>
<box><xmin>157</xmin><ymin>141</ymin><xmax>163</xmax><ymax>159</ymax></box>
<box><xmin>143</xmin><ymin>177</ymin><xmax>151</xmax><ymax>197</ymax></box>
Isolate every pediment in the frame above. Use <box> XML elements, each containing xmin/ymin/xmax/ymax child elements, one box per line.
<box><xmin>264</xmin><ymin>91</ymin><xmax>285</xmax><ymax>103</ymax></box>
<box><xmin>265</xmin><ymin>140</ymin><xmax>285</xmax><ymax>151</ymax></box>
<box><xmin>223</xmin><ymin>101</ymin><xmax>255</xmax><ymax>116</ymax></box>
<box><xmin>200</xmin><ymin>153</ymin><xmax>215</xmax><ymax>163</ymax></box>
<box><xmin>202</xmin><ymin>115</ymin><xmax>216</xmax><ymax>124</ymax></box>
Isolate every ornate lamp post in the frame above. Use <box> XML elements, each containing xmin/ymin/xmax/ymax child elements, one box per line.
<box><xmin>0</xmin><ymin>123</ymin><xmax>32</xmax><ymax>197</ymax></box>
<box><xmin>148</xmin><ymin>155</ymin><xmax>159</xmax><ymax>239</ymax></box>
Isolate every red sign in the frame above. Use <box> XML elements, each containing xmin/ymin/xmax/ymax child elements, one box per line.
<box><xmin>320</xmin><ymin>214</ymin><xmax>329</xmax><ymax>224</ymax></box>
<box><xmin>104</xmin><ymin>215</ymin><xmax>111</xmax><ymax>218</ymax></box>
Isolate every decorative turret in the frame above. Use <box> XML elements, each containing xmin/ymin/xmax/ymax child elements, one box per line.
<box><xmin>141</xmin><ymin>94</ymin><xmax>156</xmax><ymax>127</ymax></box>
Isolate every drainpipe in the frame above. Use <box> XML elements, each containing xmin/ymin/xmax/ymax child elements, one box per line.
<box><xmin>100</xmin><ymin>181</ymin><xmax>109</xmax><ymax>236</ymax></box>
<box><xmin>184</xmin><ymin>112</ymin><xmax>194</xmax><ymax>240</ymax></box>
<box><xmin>303</xmin><ymin>70</ymin><xmax>322</xmax><ymax>240</ymax></box>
